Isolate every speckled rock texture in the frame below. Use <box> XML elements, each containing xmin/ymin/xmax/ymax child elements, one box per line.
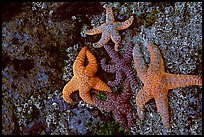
<box><xmin>2</xmin><ymin>2</ymin><xmax>202</xmax><ymax>135</ymax></box>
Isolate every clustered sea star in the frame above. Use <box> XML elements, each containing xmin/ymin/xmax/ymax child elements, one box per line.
<box><xmin>133</xmin><ymin>43</ymin><xmax>202</xmax><ymax>128</ymax></box>
<box><xmin>92</xmin><ymin>79</ymin><xmax>135</xmax><ymax>132</ymax></box>
<box><xmin>62</xmin><ymin>3</ymin><xmax>202</xmax><ymax>131</ymax></box>
<box><xmin>100</xmin><ymin>41</ymin><xmax>139</xmax><ymax>87</ymax></box>
<box><xmin>85</xmin><ymin>4</ymin><xmax>134</xmax><ymax>51</ymax></box>
<box><xmin>62</xmin><ymin>46</ymin><xmax>111</xmax><ymax>105</ymax></box>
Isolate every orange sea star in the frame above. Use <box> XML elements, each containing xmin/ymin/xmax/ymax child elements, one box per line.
<box><xmin>133</xmin><ymin>43</ymin><xmax>202</xmax><ymax>129</ymax></box>
<box><xmin>85</xmin><ymin>4</ymin><xmax>134</xmax><ymax>51</ymax></box>
<box><xmin>62</xmin><ymin>46</ymin><xmax>111</xmax><ymax>105</ymax></box>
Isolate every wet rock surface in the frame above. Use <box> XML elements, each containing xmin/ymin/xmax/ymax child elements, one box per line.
<box><xmin>2</xmin><ymin>2</ymin><xmax>202</xmax><ymax>135</ymax></box>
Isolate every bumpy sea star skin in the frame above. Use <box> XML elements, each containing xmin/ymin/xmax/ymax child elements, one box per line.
<box><xmin>100</xmin><ymin>41</ymin><xmax>139</xmax><ymax>87</ymax></box>
<box><xmin>92</xmin><ymin>79</ymin><xmax>135</xmax><ymax>131</ymax></box>
<box><xmin>133</xmin><ymin>43</ymin><xmax>202</xmax><ymax>129</ymax></box>
<box><xmin>85</xmin><ymin>4</ymin><xmax>134</xmax><ymax>52</ymax></box>
<box><xmin>62</xmin><ymin>46</ymin><xmax>111</xmax><ymax>105</ymax></box>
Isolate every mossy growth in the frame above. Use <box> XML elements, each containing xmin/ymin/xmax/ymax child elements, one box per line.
<box><xmin>96</xmin><ymin>92</ymin><xmax>107</xmax><ymax>101</ymax></box>
<box><xmin>137</xmin><ymin>9</ymin><xmax>158</xmax><ymax>28</ymax></box>
<box><xmin>96</xmin><ymin>119</ymin><xmax>123</xmax><ymax>135</ymax></box>
<box><xmin>96</xmin><ymin>118</ymin><xmax>132</xmax><ymax>135</ymax></box>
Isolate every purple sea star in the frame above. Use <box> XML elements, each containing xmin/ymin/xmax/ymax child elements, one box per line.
<box><xmin>92</xmin><ymin>79</ymin><xmax>135</xmax><ymax>132</ymax></box>
<box><xmin>100</xmin><ymin>41</ymin><xmax>139</xmax><ymax>87</ymax></box>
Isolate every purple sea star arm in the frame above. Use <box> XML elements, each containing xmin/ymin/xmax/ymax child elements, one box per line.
<box><xmin>112</xmin><ymin>109</ymin><xmax>127</xmax><ymax>127</ymax></box>
<box><xmin>120</xmin><ymin>79</ymin><xmax>131</xmax><ymax>100</ymax></box>
<box><xmin>133</xmin><ymin>45</ymin><xmax>148</xmax><ymax>83</ymax></box>
<box><xmin>125</xmin><ymin>68</ymin><xmax>139</xmax><ymax>87</ymax></box>
<box><xmin>92</xmin><ymin>78</ymin><xmax>135</xmax><ymax>131</ymax></box>
<box><xmin>123</xmin><ymin>41</ymin><xmax>134</xmax><ymax>61</ymax></box>
<box><xmin>100</xmin><ymin>58</ymin><xmax>116</xmax><ymax>73</ymax></box>
<box><xmin>108</xmin><ymin>70</ymin><xmax>123</xmax><ymax>87</ymax></box>
<box><xmin>125</xmin><ymin>105</ymin><xmax>135</xmax><ymax>129</ymax></box>
<box><xmin>92</xmin><ymin>90</ymin><xmax>114</xmax><ymax>112</ymax></box>
<box><xmin>104</xmin><ymin>44</ymin><xmax>120</xmax><ymax>61</ymax></box>
<box><xmin>115</xmin><ymin>16</ymin><xmax>134</xmax><ymax>30</ymax></box>
<box><xmin>93</xmin><ymin>96</ymin><xmax>112</xmax><ymax>112</ymax></box>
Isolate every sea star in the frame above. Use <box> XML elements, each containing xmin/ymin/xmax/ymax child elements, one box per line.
<box><xmin>85</xmin><ymin>4</ymin><xmax>134</xmax><ymax>51</ymax></box>
<box><xmin>92</xmin><ymin>79</ymin><xmax>135</xmax><ymax>132</ymax></box>
<box><xmin>133</xmin><ymin>43</ymin><xmax>202</xmax><ymax>129</ymax></box>
<box><xmin>100</xmin><ymin>41</ymin><xmax>139</xmax><ymax>87</ymax></box>
<box><xmin>62</xmin><ymin>46</ymin><xmax>111</xmax><ymax>105</ymax></box>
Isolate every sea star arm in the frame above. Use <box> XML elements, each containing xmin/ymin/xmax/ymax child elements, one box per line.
<box><xmin>148</xmin><ymin>43</ymin><xmax>165</xmax><ymax>72</ymax></box>
<box><xmin>110</xmin><ymin>30</ymin><xmax>121</xmax><ymax>51</ymax></box>
<box><xmin>120</xmin><ymin>104</ymin><xmax>135</xmax><ymax>129</ymax></box>
<box><xmin>104</xmin><ymin>44</ymin><xmax>120</xmax><ymax>60</ymax></box>
<box><xmin>93</xmin><ymin>97</ymin><xmax>108</xmax><ymax>111</ymax></box>
<box><xmin>92</xmin><ymin>77</ymin><xmax>111</xmax><ymax>92</ymax></box>
<box><xmin>92</xmin><ymin>90</ymin><xmax>113</xmax><ymax>112</ymax></box>
<box><xmin>112</xmin><ymin>109</ymin><xmax>127</xmax><ymax>128</ymax></box>
<box><xmin>154</xmin><ymin>89</ymin><xmax>170</xmax><ymax>129</ymax></box>
<box><xmin>120</xmin><ymin>79</ymin><xmax>131</xmax><ymax>99</ymax></box>
<box><xmin>115</xmin><ymin>16</ymin><xmax>134</xmax><ymax>30</ymax></box>
<box><xmin>93</xmin><ymin>32</ymin><xmax>111</xmax><ymax>48</ymax></box>
<box><xmin>166</xmin><ymin>73</ymin><xmax>202</xmax><ymax>89</ymax></box>
<box><xmin>103</xmin><ymin>4</ymin><xmax>115</xmax><ymax>24</ymax></box>
<box><xmin>85</xmin><ymin>49</ymin><xmax>98</xmax><ymax>77</ymax></box>
<box><xmin>79</xmin><ymin>86</ymin><xmax>94</xmax><ymax>105</ymax></box>
<box><xmin>73</xmin><ymin>46</ymin><xmax>87</xmax><ymax>75</ymax></box>
<box><xmin>85</xmin><ymin>23</ymin><xmax>105</xmax><ymax>35</ymax></box>
<box><xmin>126</xmin><ymin>68</ymin><xmax>139</xmax><ymax>87</ymax></box>
<box><xmin>100</xmin><ymin>58</ymin><xmax>116</xmax><ymax>73</ymax></box>
<box><xmin>108</xmin><ymin>70</ymin><xmax>123</xmax><ymax>87</ymax></box>
<box><xmin>126</xmin><ymin>106</ymin><xmax>135</xmax><ymax>129</ymax></box>
<box><xmin>62</xmin><ymin>77</ymin><xmax>78</xmax><ymax>103</ymax></box>
<box><xmin>133</xmin><ymin>45</ymin><xmax>148</xmax><ymax>83</ymax></box>
<box><xmin>136</xmin><ymin>87</ymin><xmax>153</xmax><ymax>120</ymax></box>
<box><xmin>123</xmin><ymin>41</ymin><xmax>134</xmax><ymax>61</ymax></box>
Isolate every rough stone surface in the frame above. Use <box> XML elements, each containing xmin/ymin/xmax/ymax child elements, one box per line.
<box><xmin>2</xmin><ymin>2</ymin><xmax>202</xmax><ymax>135</ymax></box>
